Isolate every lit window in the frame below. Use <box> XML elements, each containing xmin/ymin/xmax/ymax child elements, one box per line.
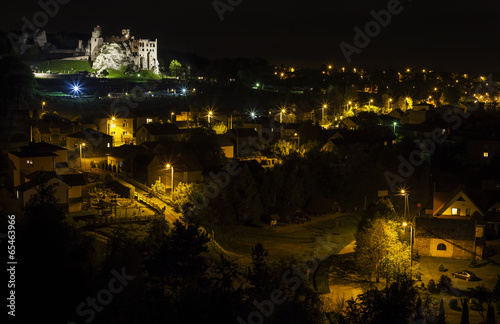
<box><xmin>107</xmin><ymin>143</ymin><xmax>110</xmax><ymax>148</ymax></box>
<box><xmin>146</xmin><ymin>118</ymin><xmax>153</xmax><ymax>124</ymax></box>
<box><xmin>437</xmin><ymin>243</ymin><xmax>446</xmax><ymax>251</ymax></box>
<box><xmin>451</xmin><ymin>208</ymin><xmax>459</xmax><ymax>216</ymax></box>
<box><xmin>484</xmin><ymin>152</ymin><xmax>489</xmax><ymax>157</ymax></box>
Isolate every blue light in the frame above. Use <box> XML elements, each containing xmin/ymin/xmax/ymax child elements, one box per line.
<box><xmin>69</xmin><ymin>81</ymin><xmax>83</xmax><ymax>97</ymax></box>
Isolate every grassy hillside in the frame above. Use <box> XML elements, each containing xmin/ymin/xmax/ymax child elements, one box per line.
<box><xmin>27</xmin><ymin>59</ymin><xmax>93</xmax><ymax>72</ymax></box>
<box><xmin>27</xmin><ymin>59</ymin><xmax>163</xmax><ymax>80</ymax></box>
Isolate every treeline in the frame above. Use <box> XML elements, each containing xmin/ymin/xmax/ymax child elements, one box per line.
<box><xmin>14</xmin><ymin>179</ymin><xmax>323</xmax><ymax>323</ymax></box>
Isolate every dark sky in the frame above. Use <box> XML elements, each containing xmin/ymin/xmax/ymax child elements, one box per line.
<box><xmin>2</xmin><ymin>0</ymin><xmax>499</xmax><ymax>72</ymax></box>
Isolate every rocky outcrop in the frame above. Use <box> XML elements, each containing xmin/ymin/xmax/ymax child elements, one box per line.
<box><xmin>92</xmin><ymin>42</ymin><xmax>138</xmax><ymax>71</ymax></box>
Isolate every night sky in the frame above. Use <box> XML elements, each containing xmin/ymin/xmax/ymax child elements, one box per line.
<box><xmin>2</xmin><ymin>0</ymin><xmax>499</xmax><ymax>72</ymax></box>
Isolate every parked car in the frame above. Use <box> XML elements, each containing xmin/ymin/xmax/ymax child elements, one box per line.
<box><xmin>452</xmin><ymin>270</ymin><xmax>476</xmax><ymax>281</ymax></box>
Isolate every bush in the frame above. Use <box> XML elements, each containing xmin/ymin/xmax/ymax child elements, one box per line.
<box><xmin>449</xmin><ymin>298</ymin><xmax>459</xmax><ymax>310</ymax></box>
<box><xmin>437</xmin><ymin>275</ymin><xmax>452</xmax><ymax>292</ymax></box>
<box><xmin>428</xmin><ymin>279</ymin><xmax>437</xmax><ymax>293</ymax></box>
<box><xmin>494</xmin><ymin>275</ymin><xmax>500</xmax><ymax>298</ymax></box>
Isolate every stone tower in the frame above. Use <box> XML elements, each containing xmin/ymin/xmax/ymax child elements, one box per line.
<box><xmin>137</xmin><ymin>38</ymin><xmax>158</xmax><ymax>72</ymax></box>
<box><xmin>89</xmin><ymin>26</ymin><xmax>103</xmax><ymax>61</ymax></box>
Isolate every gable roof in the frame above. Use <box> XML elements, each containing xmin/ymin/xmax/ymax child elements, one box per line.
<box><xmin>67</xmin><ymin>128</ymin><xmax>112</xmax><ymax>139</ymax></box>
<box><xmin>433</xmin><ymin>184</ymin><xmax>485</xmax><ymax>217</ymax></box>
<box><xmin>10</xmin><ymin>142</ymin><xmax>66</xmax><ymax>158</ymax></box>
<box><xmin>16</xmin><ymin>171</ymin><xmax>86</xmax><ymax>191</ymax></box>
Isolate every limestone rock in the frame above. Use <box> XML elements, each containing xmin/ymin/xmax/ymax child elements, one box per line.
<box><xmin>92</xmin><ymin>42</ymin><xmax>138</xmax><ymax>71</ymax></box>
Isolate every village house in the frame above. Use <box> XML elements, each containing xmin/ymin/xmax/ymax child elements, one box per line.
<box><xmin>15</xmin><ymin>171</ymin><xmax>87</xmax><ymax>214</ymax></box>
<box><xmin>8</xmin><ymin>142</ymin><xmax>69</xmax><ymax>188</ymax></box>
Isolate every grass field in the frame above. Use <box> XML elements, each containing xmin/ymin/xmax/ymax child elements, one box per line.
<box><xmin>27</xmin><ymin>59</ymin><xmax>163</xmax><ymax>80</ymax></box>
<box><xmin>27</xmin><ymin>59</ymin><xmax>93</xmax><ymax>72</ymax></box>
<box><xmin>213</xmin><ymin>212</ymin><xmax>360</xmax><ymax>293</ymax></box>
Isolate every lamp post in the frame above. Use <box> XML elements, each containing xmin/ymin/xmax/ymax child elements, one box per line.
<box><xmin>393</xmin><ymin>122</ymin><xmax>397</xmax><ymax>134</ymax></box>
<box><xmin>208</xmin><ymin>111</ymin><xmax>213</xmax><ymax>124</ymax></box>
<box><xmin>322</xmin><ymin>104</ymin><xmax>327</xmax><ymax>121</ymax></box>
<box><xmin>294</xmin><ymin>132</ymin><xmax>300</xmax><ymax>151</ymax></box>
<box><xmin>170</xmin><ymin>112</ymin><xmax>175</xmax><ymax>122</ymax></box>
<box><xmin>166</xmin><ymin>163</ymin><xmax>174</xmax><ymax>194</ymax></box>
<box><xmin>280</xmin><ymin>109</ymin><xmax>285</xmax><ymax>123</ymax></box>
<box><xmin>369</xmin><ymin>99</ymin><xmax>373</xmax><ymax>108</ymax></box>
<box><xmin>401</xmin><ymin>189</ymin><xmax>410</xmax><ymax>222</ymax></box>
<box><xmin>41</xmin><ymin>101</ymin><xmax>46</xmax><ymax>112</ymax></box>
<box><xmin>79</xmin><ymin>143</ymin><xmax>86</xmax><ymax>170</ymax></box>
<box><xmin>388</xmin><ymin>98</ymin><xmax>392</xmax><ymax>111</ymax></box>
<box><xmin>403</xmin><ymin>222</ymin><xmax>413</xmax><ymax>271</ymax></box>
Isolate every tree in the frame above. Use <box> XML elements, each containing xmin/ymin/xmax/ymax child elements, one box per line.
<box><xmin>341</xmin><ymin>278</ymin><xmax>419</xmax><ymax>324</ymax></box>
<box><xmin>460</xmin><ymin>298</ymin><xmax>470</xmax><ymax>324</ymax></box>
<box><xmin>169</xmin><ymin>60</ymin><xmax>183</xmax><ymax>77</ymax></box>
<box><xmin>272</xmin><ymin>139</ymin><xmax>296</xmax><ymax>159</ymax></box>
<box><xmin>486</xmin><ymin>304</ymin><xmax>496</xmax><ymax>324</ymax></box>
<box><xmin>246</xmin><ymin>242</ymin><xmax>271</xmax><ymax>301</ymax></box>
<box><xmin>18</xmin><ymin>176</ymin><xmax>95</xmax><ymax>323</ymax></box>
<box><xmin>213</xmin><ymin>122</ymin><xmax>228</xmax><ymax>134</ymax></box>
<box><xmin>437</xmin><ymin>299</ymin><xmax>445</xmax><ymax>324</ymax></box>
<box><xmin>356</xmin><ymin>219</ymin><xmax>409</xmax><ymax>282</ymax></box>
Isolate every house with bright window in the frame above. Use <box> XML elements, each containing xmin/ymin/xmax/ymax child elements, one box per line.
<box><xmin>95</xmin><ymin>116</ymin><xmax>135</xmax><ymax>146</ymax></box>
<box><xmin>8</xmin><ymin>142</ymin><xmax>69</xmax><ymax>188</ymax></box>
<box><xmin>415</xmin><ymin>184</ymin><xmax>487</xmax><ymax>259</ymax></box>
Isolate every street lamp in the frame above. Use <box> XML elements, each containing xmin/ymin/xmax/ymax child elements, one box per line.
<box><xmin>294</xmin><ymin>132</ymin><xmax>300</xmax><ymax>151</ymax></box>
<box><xmin>322</xmin><ymin>104</ymin><xmax>327</xmax><ymax>120</ymax></box>
<box><xmin>79</xmin><ymin>142</ymin><xmax>86</xmax><ymax>170</ymax></box>
<box><xmin>166</xmin><ymin>163</ymin><xmax>174</xmax><ymax>194</ymax></box>
<box><xmin>280</xmin><ymin>109</ymin><xmax>286</xmax><ymax>123</ymax></box>
<box><xmin>393</xmin><ymin>122</ymin><xmax>397</xmax><ymax>134</ymax></box>
<box><xmin>208</xmin><ymin>111</ymin><xmax>213</xmax><ymax>124</ymax></box>
<box><xmin>403</xmin><ymin>222</ymin><xmax>413</xmax><ymax>270</ymax></box>
<box><xmin>388</xmin><ymin>98</ymin><xmax>392</xmax><ymax>110</ymax></box>
<box><xmin>170</xmin><ymin>112</ymin><xmax>175</xmax><ymax>122</ymax></box>
<box><xmin>369</xmin><ymin>99</ymin><xmax>374</xmax><ymax>108</ymax></box>
<box><xmin>41</xmin><ymin>101</ymin><xmax>46</xmax><ymax>112</ymax></box>
<box><xmin>401</xmin><ymin>189</ymin><xmax>410</xmax><ymax>222</ymax></box>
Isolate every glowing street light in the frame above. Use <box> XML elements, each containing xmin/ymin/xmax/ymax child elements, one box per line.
<box><xmin>41</xmin><ymin>101</ymin><xmax>46</xmax><ymax>112</ymax></box>
<box><xmin>207</xmin><ymin>110</ymin><xmax>214</xmax><ymax>124</ymax></box>
<box><xmin>69</xmin><ymin>80</ymin><xmax>83</xmax><ymax>98</ymax></box>
<box><xmin>403</xmin><ymin>221</ymin><xmax>413</xmax><ymax>270</ymax></box>
<box><xmin>79</xmin><ymin>142</ymin><xmax>86</xmax><ymax>169</ymax></box>
<box><xmin>388</xmin><ymin>98</ymin><xmax>393</xmax><ymax>110</ymax></box>
<box><xmin>166</xmin><ymin>163</ymin><xmax>174</xmax><ymax>193</ymax></box>
<box><xmin>294</xmin><ymin>132</ymin><xmax>300</xmax><ymax>150</ymax></box>
<box><xmin>322</xmin><ymin>104</ymin><xmax>327</xmax><ymax>120</ymax></box>
<box><xmin>393</xmin><ymin>122</ymin><xmax>397</xmax><ymax>134</ymax></box>
<box><xmin>170</xmin><ymin>111</ymin><xmax>175</xmax><ymax>122</ymax></box>
<box><xmin>369</xmin><ymin>99</ymin><xmax>374</xmax><ymax>108</ymax></box>
<box><xmin>280</xmin><ymin>108</ymin><xmax>286</xmax><ymax>123</ymax></box>
<box><xmin>401</xmin><ymin>189</ymin><xmax>410</xmax><ymax>222</ymax></box>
